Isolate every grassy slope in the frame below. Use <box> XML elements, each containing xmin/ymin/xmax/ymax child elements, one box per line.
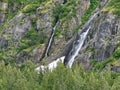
<box><xmin>103</xmin><ymin>0</ymin><xmax>120</xmax><ymax>17</ymax></box>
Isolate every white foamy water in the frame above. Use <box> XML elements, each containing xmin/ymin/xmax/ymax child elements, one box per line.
<box><xmin>35</xmin><ymin>56</ymin><xmax>65</xmax><ymax>72</ymax></box>
<box><xmin>68</xmin><ymin>26</ymin><xmax>91</xmax><ymax>68</ymax></box>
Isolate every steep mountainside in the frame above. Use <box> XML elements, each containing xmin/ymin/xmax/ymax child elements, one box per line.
<box><xmin>0</xmin><ymin>0</ymin><xmax>120</xmax><ymax>72</ymax></box>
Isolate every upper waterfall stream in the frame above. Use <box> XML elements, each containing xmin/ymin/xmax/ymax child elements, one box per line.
<box><xmin>44</xmin><ymin>22</ymin><xmax>59</xmax><ymax>57</ymax></box>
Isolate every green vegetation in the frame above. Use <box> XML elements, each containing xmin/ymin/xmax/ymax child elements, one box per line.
<box><xmin>0</xmin><ymin>1</ymin><xmax>120</xmax><ymax>90</ymax></box>
<box><xmin>103</xmin><ymin>0</ymin><xmax>120</xmax><ymax>17</ymax></box>
<box><xmin>81</xmin><ymin>0</ymin><xmax>99</xmax><ymax>25</ymax></box>
<box><xmin>52</xmin><ymin>0</ymin><xmax>99</xmax><ymax>39</ymax></box>
<box><xmin>52</xmin><ymin>0</ymin><xmax>77</xmax><ymax>26</ymax></box>
<box><xmin>22</xmin><ymin>4</ymin><xmax>40</xmax><ymax>13</ymax></box>
<box><xmin>8</xmin><ymin>0</ymin><xmax>46</xmax><ymax>5</ymax></box>
<box><xmin>74</xmin><ymin>0</ymin><xmax>99</xmax><ymax>34</ymax></box>
<box><xmin>52</xmin><ymin>0</ymin><xmax>78</xmax><ymax>39</ymax></box>
<box><xmin>0</xmin><ymin>61</ymin><xmax>120</xmax><ymax>90</ymax></box>
<box><xmin>0</xmin><ymin>0</ymin><xmax>47</xmax><ymax>29</ymax></box>
<box><xmin>0</xmin><ymin>0</ymin><xmax>49</xmax><ymax>62</ymax></box>
<box><xmin>1</xmin><ymin>0</ymin><xmax>8</xmax><ymax>3</ymax></box>
<box><xmin>18</xmin><ymin>27</ymin><xmax>46</xmax><ymax>52</ymax></box>
<box><xmin>113</xmin><ymin>48</ymin><xmax>120</xmax><ymax>59</ymax></box>
<box><xmin>54</xmin><ymin>28</ymin><xmax>64</xmax><ymax>38</ymax></box>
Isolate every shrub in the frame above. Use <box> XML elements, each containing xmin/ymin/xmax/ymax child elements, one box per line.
<box><xmin>113</xmin><ymin>48</ymin><xmax>120</xmax><ymax>59</ymax></box>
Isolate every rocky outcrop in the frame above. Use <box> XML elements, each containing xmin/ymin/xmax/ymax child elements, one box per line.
<box><xmin>74</xmin><ymin>12</ymin><xmax>120</xmax><ymax>69</ymax></box>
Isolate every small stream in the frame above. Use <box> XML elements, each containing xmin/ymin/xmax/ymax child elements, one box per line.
<box><xmin>44</xmin><ymin>22</ymin><xmax>59</xmax><ymax>57</ymax></box>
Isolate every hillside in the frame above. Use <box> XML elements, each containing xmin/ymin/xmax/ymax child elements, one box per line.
<box><xmin>0</xmin><ymin>0</ymin><xmax>120</xmax><ymax>89</ymax></box>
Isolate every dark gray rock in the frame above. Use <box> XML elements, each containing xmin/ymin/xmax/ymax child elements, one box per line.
<box><xmin>111</xmin><ymin>66</ymin><xmax>120</xmax><ymax>73</ymax></box>
<box><xmin>0</xmin><ymin>39</ymin><xmax>8</xmax><ymax>49</ymax></box>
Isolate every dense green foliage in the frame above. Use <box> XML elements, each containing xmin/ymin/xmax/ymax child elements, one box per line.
<box><xmin>0</xmin><ymin>61</ymin><xmax>120</xmax><ymax>90</ymax></box>
<box><xmin>52</xmin><ymin>0</ymin><xmax>77</xmax><ymax>26</ymax></box>
<box><xmin>18</xmin><ymin>27</ymin><xmax>46</xmax><ymax>52</ymax></box>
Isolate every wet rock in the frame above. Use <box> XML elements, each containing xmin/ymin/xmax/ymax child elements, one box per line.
<box><xmin>0</xmin><ymin>39</ymin><xmax>8</xmax><ymax>49</ymax></box>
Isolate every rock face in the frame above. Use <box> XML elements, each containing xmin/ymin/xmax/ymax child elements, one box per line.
<box><xmin>75</xmin><ymin>12</ymin><xmax>120</xmax><ymax>69</ymax></box>
<box><xmin>0</xmin><ymin>0</ymin><xmax>120</xmax><ymax>71</ymax></box>
<box><xmin>0</xmin><ymin>0</ymin><xmax>91</xmax><ymax>63</ymax></box>
<box><xmin>53</xmin><ymin>0</ymin><xmax>120</xmax><ymax>70</ymax></box>
<box><xmin>0</xmin><ymin>0</ymin><xmax>64</xmax><ymax>63</ymax></box>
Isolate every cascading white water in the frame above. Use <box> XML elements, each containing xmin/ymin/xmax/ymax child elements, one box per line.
<box><xmin>68</xmin><ymin>26</ymin><xmax>91</xmax><ymax>68</ymax></box>
<box><xmin>44</xmin><ymin>22</ymin><xmax>59</xmax><ymax>57</ymax></box>
<box><xmin>47</xmin><ymin>56</ymin><xmax>65</xmax><ymax>71</ymax></box>
<box><xmin>35</xmin><ymin>56</ymin><xmax>65</xmax><ymax>72</ymax></box>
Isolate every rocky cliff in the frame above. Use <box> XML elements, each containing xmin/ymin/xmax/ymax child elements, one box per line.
<box><xmin>0</xmin><ymin>0</ymin><xmax>120</xmax><ymax>71</ymax></box>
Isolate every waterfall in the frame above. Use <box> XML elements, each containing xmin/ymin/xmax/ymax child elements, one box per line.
<box><xmin>47</xmin><ymin>56</ymin><xmax>65</xmax><ymax>71</ymax></box>
<box><xmin>64</xmin><ymin>11</ymin><xmax>100</xmax><ymax>68</ymax></box>
<box><xmin>36</xmin><ymin>27</ymin><xmax>90</xmax><ymax>72</ymax></box>
<box><xmin>43</xmin><ymin>21</ymin><xmax>59</xmax><ymax>57</ymax></box>
<box><xmin>67</xmin><ymin>26</ymin><xmax>91</xmax><ymax>68</ymax></box>
<box><xmin>36</xmin><ymin>11</ymin><xmax>98</xmax><ymax>71</ymax></box>
<box><xmin>38</xmin><ymin>9</ymin><xmax>100</xmax><ymax>71</ymax></box>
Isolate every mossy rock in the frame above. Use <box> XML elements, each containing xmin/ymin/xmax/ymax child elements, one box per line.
<box><xmin>22</xmin><ymin>4</ymin><xmax>40</xmax><ymax>13</ymax></box>
<box><xmin>103</xmin><ymin>0</ymin><xmax>120</xmax><ymax>17</ymax></box>
<box><xmin>110</xmin><ymin>60</ymin><xmax>120</xmax><ymax>66</ymax></box>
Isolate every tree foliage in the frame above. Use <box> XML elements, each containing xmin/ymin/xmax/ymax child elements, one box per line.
<box><xmin>0</xmin><ymin>62</ymin><xmax>120</xmax><ymax>90</ymax></box>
